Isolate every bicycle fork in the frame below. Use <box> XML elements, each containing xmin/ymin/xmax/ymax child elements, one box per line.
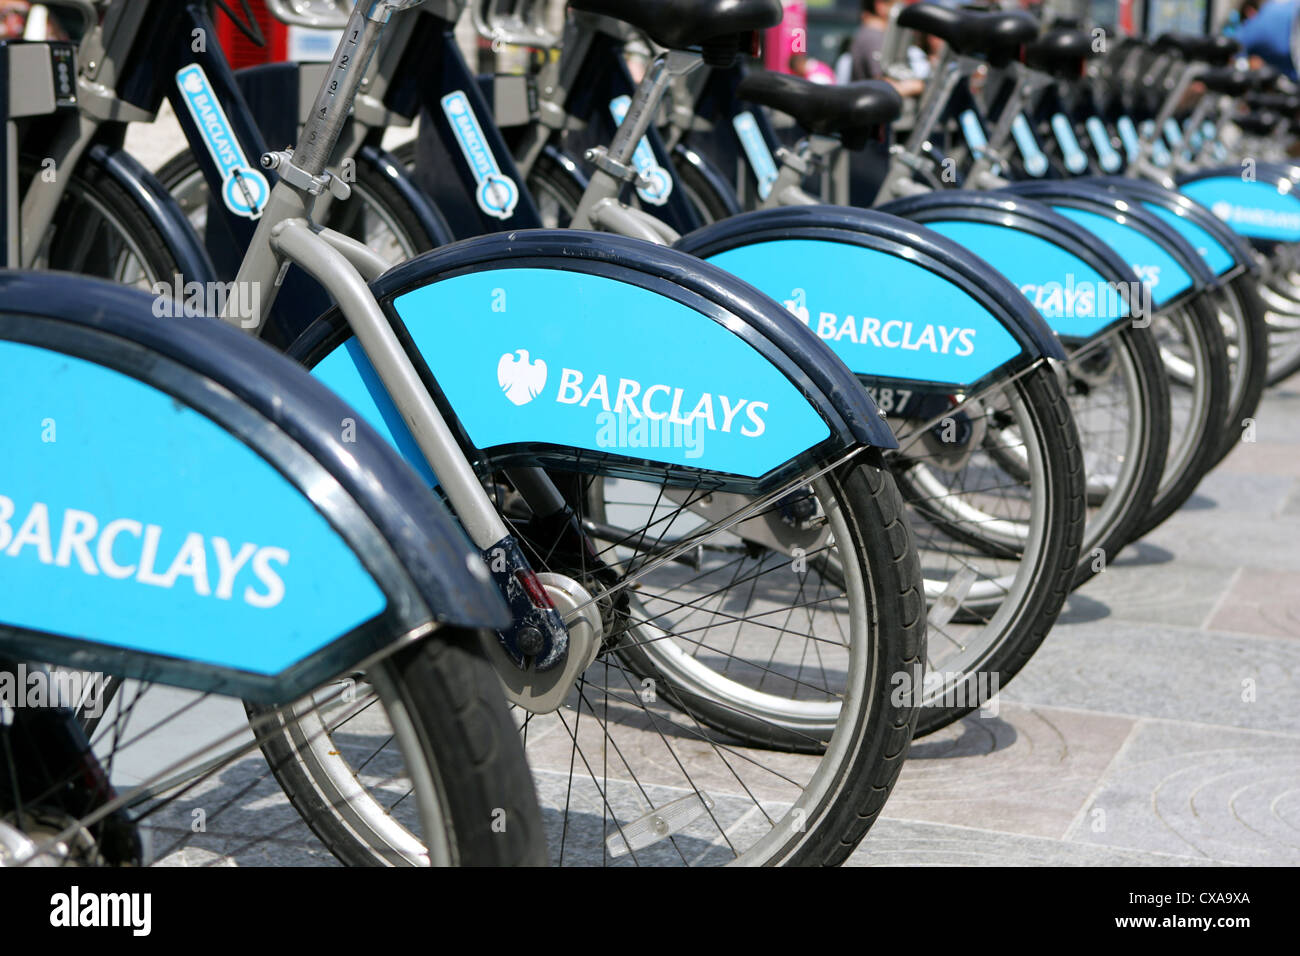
<box><xmin>219</xmin><ymin>0</ymin><xmax>577</xmax><ymax>700</ymax></box>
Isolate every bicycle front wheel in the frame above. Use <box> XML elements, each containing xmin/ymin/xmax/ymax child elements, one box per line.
<box><xmin>5</xmin><ymin>632</ymin><xmax>544</xmax><ymax>867</ymax></box>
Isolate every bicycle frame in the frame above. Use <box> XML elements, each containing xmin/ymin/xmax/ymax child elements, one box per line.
<box><xmin>201</xmin><ymin>0</ymin><xmax>897</xmax><ymax>690</ymax></box>
<box><xmin>16</xmin><ymin>0</ymin><xmax>454</xmax><ymax>345</ymax></box>
<box><xmin>2</xmin><ymin>32</ymin><xmax>210</xmax><ymax>284</ymax></box>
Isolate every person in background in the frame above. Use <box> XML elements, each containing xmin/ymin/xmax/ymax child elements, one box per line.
<box><xmin>0</xmin><ymin>1</ymin><xmax>28</xmax><ymax>39</ymax></box>
<box><xmin>1234</xmin><ymin>0</ymin><xmax>1299</xmax><ymax>81</ymax></box>
<box><xmin>850</xmin><ymin>0</ymin><xmax>893</xmax><ymax>80</ymax></box>
<box><xmin>790</xmin><ymin>51</ymin><xmax>837</xmax><ymax>84</ymax></box>
<box><xmin>850</xmin><ymin>0</ymin><xmax>925</xmax><ymax>95</ymax></box>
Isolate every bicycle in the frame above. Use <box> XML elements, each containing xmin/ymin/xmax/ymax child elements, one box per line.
<box><xmin>1024</xmin><ymin>25</ymin><xmax>1300</xmax><ymax>388</ymax></box>
<box><xmin>361</xmin><ymin>0</ymin><xmax>1092</xmax><ymax>737</ymax></box>
<box><xmin>0</xmin><ymin>267</ymin><xmax>544</xmax><ymax>866</ymax></box>
<box><xmin>21</xmin><ymin>0</ymin><xmax>933</xmax><ymax>866</ymax></box>
<box><xmin>964</xmin><ymin>23</ymin><xmax>1269</xmax><ymax>476</ymax></box>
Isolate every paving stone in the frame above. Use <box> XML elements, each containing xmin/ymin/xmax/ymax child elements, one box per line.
<box><xmin>1002</xmin><ymin>622</ymin><xmax>1300</xmax><ymax>733</ymax></box>
<box><xmin>1064</xmin><ymin>720</ymin><xmax>1300</xmax><ymax>864</ymax></box>
<box><xmin>847</xmin><ymin>818</ymin><xmax>1224</xmax><ymax>866</ymax></box>
<box><xmin>1207</xmin><ymin>569</ymin><xmax>1300</xmax><ymax>639</ymax></box>
<box><xmin>1064</xmin><ymin>563</ymin><xmax>1231</xmax><ymax>627</ymax></box>
<box><xmin>1179</xmin><ymin>471</ymin><xmax>1296</xmax><ymax>515</ymax></box>
<box><xmin>1217</xmin><ymin>441</ymin><xmax>1300</xmax><ymax>477</ymax></box>
<box><xmin>1140</xmin><ymin>512</ymin><xmax>1300</xmax><ymax>572</ymax></box>
<box><xmin>154</xmin><ymin>831</ymin><xmax>338</xmax><ymax>867</ymax></box>
<box><xmin>883</xmin><ymin>703</ymin><xmax>1136</xmax><ymax>839</ymax></box>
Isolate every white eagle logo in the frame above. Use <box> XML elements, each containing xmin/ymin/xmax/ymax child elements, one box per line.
<box><xmin>497</xmin><ymin>349</ymin><xmax>548</xmax><ymax>406</ymax></box>
<box><xmin>783</xmin><ymin>288</ymin><xmax>810</xmax><ymax>323</ymax></box>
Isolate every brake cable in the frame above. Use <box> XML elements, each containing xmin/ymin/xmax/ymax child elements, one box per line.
<box><xmin>212</xmin><ymin>0</ymin><xmax>266</xmax><ymax>48</ymax></box>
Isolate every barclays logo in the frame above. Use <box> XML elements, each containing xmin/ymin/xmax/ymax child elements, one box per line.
<box><xmin>174</xmin><ymin>64</ymin><xmax>268</xmax><ymax>220</ymax></box>
<box><xmin>442</xmin><ymin>90</ymin><xmax>520</xmax><ymax>221</ymax></box>
<box><xmin>0</xmin><ymin>493</ymin><xmax>289</xmax><ymax>610</ymax></box>
<box><xmin>1210</xmin><ymin>201</ymin><xmax>1300</xmax><ymax>232</ymax></box>
<box><xmin>498</xmin><ymin>349</ymin><xmax>548</xmax><ymax>406</ymax></box>
<box><xmin>496</xmin><ymin>349</ymin><xmax>770</xmax><ymax>437</ymax></box>
<box><xmin>782</xmin><ymin>289</ymin><xmax>977</xmax><ymax>356</ymax></box>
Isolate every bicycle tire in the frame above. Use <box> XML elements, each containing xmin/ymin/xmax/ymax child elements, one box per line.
<box><xmin>27</xmin><ymin>157</ymin><xmax>183</xmax><ymax>287</ymax></box>
<box><xmin>1130</xmin><ymin>297</ymin><xmax>1230</xmax><ymax>539</ymax></box>
<box><xmin>247</xmin><ymin>630</ymin><xmax>547</xmax><ymax>866</ymax></box>
<box><xmin>1064</xmin><ymin>323</ymin><xmax>1171</xmax><ymax>586</ymax></box>
<box><xmin>896</xmin><ymin>364</ymin><xmax>1086</xmax><ymax>733</ymax></box>
<box><xmin>1208</xmin><ymin>275</ymin><xmax>1269</xmax><ymax>465</ymax></box>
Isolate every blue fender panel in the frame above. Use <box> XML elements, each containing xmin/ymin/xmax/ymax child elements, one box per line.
<box><xmin>0</xmin><ymin>272</ymin><xmax>507</xmax><ymax>702</ymax></box>
<box><xmin>1087</xmin><ymin>175</ymin><xmax>1255</xmax><ymax>278</ymax></box>
<box><xmin>290</xmin><ymin>230</ymin><xmax>897</xmax><ymax>494</ymax></box>
<box><xmin>1178</xmin><ymin>163</ymin><xmax>1300</xmax><ymax>243</ymax></box>
<box><xmin>1000</xmin><ymin>179</ymin><xmax>1216</xmax><ymax>306</ymax></box>
<box><xmin>880</xmin><ymin>191</ymin><xmax>1142</xmax><ymax>343</ymax></box>
<box><xmin>675</xmin><ymin>204</ymin><xmax>1062</xmax><ymax>392</ymax></box>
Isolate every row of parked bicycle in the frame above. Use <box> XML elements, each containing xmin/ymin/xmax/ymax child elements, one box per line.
<box><xmin>0</xmin><ymin>0</ymin><xmax>1294</xmax><ymax>867</ymax></box>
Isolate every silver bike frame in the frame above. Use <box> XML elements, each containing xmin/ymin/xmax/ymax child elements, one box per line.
<box><xmin>218</xmin><ymin>0</ymin><xmax>509</xmax><ymax>551</ymax></box>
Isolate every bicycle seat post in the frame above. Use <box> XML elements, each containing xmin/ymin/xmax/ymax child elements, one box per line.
<box><xmin>608</xmin><ymin>50</ymin><xmax>701</xmax><ymax>171</ymax></box>
<box><xmin>877</xmin><ymin>48</ymin><xmax>967</xmax><ymax>201</ymax></box>
<box><xmin>223</xmin><ymin>0</ymin><xmax>420</xmax><ymax>332</ymax></box>
<box><xmin>574</xmin><ymin>48</ymin><xmax>702</xmax><ymax>233</ymax></box>
<box><xmin>292</xmin><ymin>0</ymin><xmax>412</xmax><ymax>178</ymax></box>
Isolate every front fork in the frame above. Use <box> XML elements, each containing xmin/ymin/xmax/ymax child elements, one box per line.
<box><xmin>224</xmin><ymin>168</ymin><xmax>576</xmax><ymax>674</ymax></box>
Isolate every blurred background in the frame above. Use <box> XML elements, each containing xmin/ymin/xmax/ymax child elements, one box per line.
<box><xmin>0</xmin><ymin>1</ymin><xmax>1235</xmax><ymax>67</ymax></box>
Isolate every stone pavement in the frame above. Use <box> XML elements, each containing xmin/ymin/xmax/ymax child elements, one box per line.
<box><xmin>847</xmin><ymin>380</ymin><xmax>1300</xmax><ymax>866</ymax></box>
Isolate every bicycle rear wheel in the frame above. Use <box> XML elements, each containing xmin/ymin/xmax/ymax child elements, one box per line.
<box><xmin>1204</xmin><ymin>277</ymin><xmax>1269</xmax><ymax>466</ymax></box>
<box><xmin>534</xmin><ymin>453</ymin><xmax>925</xmax><ymax>864</ymax></box>
<box><xmin>24</xmin><ymin>157</ymin><xmax>181</xmax><ymax>289</ymax></box>
<box><xmin>1259</xmin><ymin>245</ymin><xmax>1300</xmax><ymax>385</ymax></box>
<box><xmin>616</xmin><ymin>364</ymin><xmax>1086</xmax><ymax>739</ymax></box>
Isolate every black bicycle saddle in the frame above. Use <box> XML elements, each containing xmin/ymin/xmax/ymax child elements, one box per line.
<box><xmin>569</xmin><ymin>0</ymin><xmax>783</xmax><ymax>63</ymax></box>
<box><xmin>738</xmin><ymin>72</ymin><xmax>902</xmax><ymax>149</ymax></box>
